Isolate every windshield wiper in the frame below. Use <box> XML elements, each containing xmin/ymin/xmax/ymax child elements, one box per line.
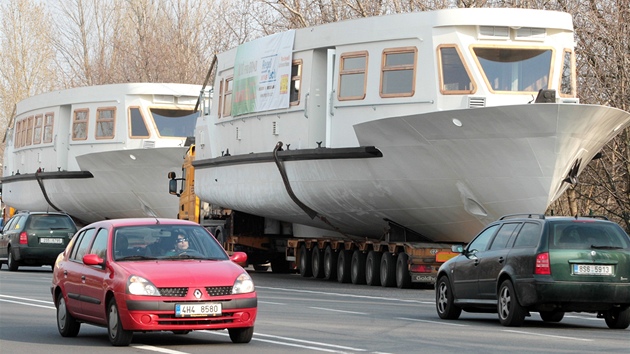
<box><xmin>590</xmin><ymin>245</ymin><xmax>623</xmax><ymax>250</ymax></box>
<box><xmin>117</xmin><ymin>255</ymin><xmax>159</xmax><ymax>261</ymax></box>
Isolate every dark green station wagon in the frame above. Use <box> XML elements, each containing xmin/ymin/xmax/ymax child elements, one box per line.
<box><xmin>436</xmin><ymin>214</ymin><xmax>630</xmax><ymax>329</ymax></box>
<box><xmin>0</xmin><ymin>211</ymin><xmax>77</xmax><ymax>271</ymax></box>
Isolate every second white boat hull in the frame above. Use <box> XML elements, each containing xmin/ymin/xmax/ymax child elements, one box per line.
<box><xmin>1</xmin><ymin>147</ymin><xmax>187</xmax><ymax>225</ymax></box>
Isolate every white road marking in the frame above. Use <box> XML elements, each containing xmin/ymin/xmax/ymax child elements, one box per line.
<box><xmin>254</xmin><ymin>332</ymin><xmax>367</xmax><ymax>351</ymax></box>
<box><xmin>309</xmin><ymin>306</ymin><xmax>368</xmax><ymax>315</ymax></box>
<box><xmin>564</xmin><ymin>315</ymin><xmax>601</xmax><ymax>321</ymax></box>
<box><xmin>201</xmin><ymin>330</ymin><xmax>367</xmax><ymax>353</ymax></box>
<box><xmin>0</xmin><ymin>295</ymin><xmax>55</xmax><ymax>310</ymax></box>
<box><xmin>259</xmin><ymin>300</ymin><xmax>286</xmax><ymax>305</ymax></box>
<box><xmin>133</xmin><ymin>345</ymin><xmax>190</xmax><ymax>354</ymax></box>
<box><xmin>256</xmin><ymin>286</ymin><xmax>427</xmax><ymax>303</ymax></box>
<box><xmin>502</xmin><ymin>329</ymin><xmax>593</xmax><ymax>341</ymax></box>
<box><xmin>396</xmin><ymin>317</ymin><xmax>469</xmax><ymax>326</ymax></box>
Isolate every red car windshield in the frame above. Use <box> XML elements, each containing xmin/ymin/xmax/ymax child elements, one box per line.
<box><xmin>113</xmin><ymin>225</ymin><xmax>228</xmax><ymax>261</ymax></box>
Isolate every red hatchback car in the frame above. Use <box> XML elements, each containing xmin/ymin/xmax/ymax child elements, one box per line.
<box><xmin>51</xmin><ymin>218</ymin><xmax>257</xmax><ymax>346</ymax></box>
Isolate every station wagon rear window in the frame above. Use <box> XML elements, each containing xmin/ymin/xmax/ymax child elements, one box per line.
<box><xmin>550</xmin><ymin>222</ymin><xmax>630</xmax><ymax>249</ymax></box>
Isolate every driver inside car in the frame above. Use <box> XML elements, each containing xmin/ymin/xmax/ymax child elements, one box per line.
<box><xmin>165</xmin><ymin>234</ymin><xmax>190</xmax><ymax>256</ymax></box>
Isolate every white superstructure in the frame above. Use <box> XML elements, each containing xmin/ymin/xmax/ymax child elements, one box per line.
<box><xmin>192</xmin><ymin>8</ymin><xmax>630</xmax><ymax>243</ymax></box>
<box><xmin>2</xmin><ymin>83</ymin><xmax>203</xmax><ymax>224</ymax></box>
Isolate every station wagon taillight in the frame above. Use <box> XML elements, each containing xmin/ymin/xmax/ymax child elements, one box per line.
<box><xmin>19</xmin><ymin>232</ymin><xmax>28</xmax><ymax>244</ymax></box>
<box><xmin>535</xmin><ymin>252</ymin><xmax>551</xmax><ymax>275</ymax></box>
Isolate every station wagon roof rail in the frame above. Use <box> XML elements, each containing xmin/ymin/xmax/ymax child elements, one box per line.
<box><xmin>499</xmin><ymin>213</ymin><xmax>546</xmax><ymax>220</ymax></box>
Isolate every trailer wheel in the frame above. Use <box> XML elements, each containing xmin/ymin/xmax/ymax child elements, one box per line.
<box><xmin>299</xmin><ymin>244</ymin><xmax>313</xmax><ymax>277</ymax></box>
<box><xmin>380</xmin><ymin>252</ymin><xmax>396</xmax><ymax>287</ymax></box>
<box><xmin>312</xmin><ymin>247</ymin><xmax>325</xmax><ymax>278</ymax></box>
<box><xmin>337</xmin><ymin>250</ymin><xmax>352</xmax><ymax>283</ymax></box>
<box><xmin>396</xmin><ymin>253</ymin><xmax>412</xmax><ymax>289</ymax></box>
<box><xmin>365</xmin><ymin>251</ymin><xmax>382</xmax><ymax>286</ymax></box>
<box><xmin>323</xmin><ymin>245</ymin><xmax>337</xmax><ymax>280</ymax></box>
<box><xmin>350</xmin><ymin>250</ymin><xmax>367</xmax><ymax>285</ymax></box>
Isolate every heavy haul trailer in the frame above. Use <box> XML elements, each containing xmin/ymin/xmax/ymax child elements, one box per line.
<box><xmin>168</xmin><ymin>145</ymin><xmax>458</xmax><ymax>288</ymax></box>
<box><xmin>287</xmin><ymin>230</ymin><xmax>457</xmax><ymax>288</ymax></box>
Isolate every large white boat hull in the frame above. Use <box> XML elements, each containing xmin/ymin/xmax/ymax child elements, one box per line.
<box><xmin>194</xmin><ymin>104</ymin><xmax>630</xmax><ymax>243</ymax></box>
<box><xmin>2</xmin><ymin>147</ymin><xmax>187</xmax><ymax>225</ymax></box>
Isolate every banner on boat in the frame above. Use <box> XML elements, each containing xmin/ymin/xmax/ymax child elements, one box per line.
<box><xmin>232</xmin><ymin>30</ymin><xmax>295</xmax><ymax>116</ymax></box>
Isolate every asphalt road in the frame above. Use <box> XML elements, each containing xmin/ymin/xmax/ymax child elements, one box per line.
<box><xmin>1</xmin><ymin>265</ymin><xmax>628</xmax><ymax>353</ymax></box>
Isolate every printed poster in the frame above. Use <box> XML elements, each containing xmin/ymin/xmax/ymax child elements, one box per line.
<box><xmin>232</xmin><ymin>30</ymin><xmax>296</xmax><ymax>116</ymax></box>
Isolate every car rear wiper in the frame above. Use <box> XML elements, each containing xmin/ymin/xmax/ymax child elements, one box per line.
<box><xmin>590</xmin><ymin>245</ymin><xmax>623</xmax><ymax>250</ymax></box>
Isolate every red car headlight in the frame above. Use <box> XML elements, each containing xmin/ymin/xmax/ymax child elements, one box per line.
<box><xmin>232</xmin><ymin>272</ymin><xmax>255</xmax><ymax>294</ymax></box>
<box><xmin>127</xmin><ymin>275</ymin><xmax>160</xmax><ymax>296</ymax></box>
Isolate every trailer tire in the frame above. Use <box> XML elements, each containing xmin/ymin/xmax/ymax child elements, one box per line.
<box><xmin>365</xmin><ymin>251</ymin><xmax>382</xmax><ymax>286</ymax></box>
<box><xmin>299</xmin><ymin>245</ymin><xmax>312</xmax><ymax>277</ymax></box>
<box><xmin>312</xmin><ymin>247</ymin><xmax>325</xmax><ymax>278</ymax></box>
<box><xmin>396</xmin><ymin>252</ymin><xmax>412</xmax><ymax>289</ymax></box>
<box><xmin>380</xmin><ymin>253</ymin><xmax>396</xmax><ymax>287</ymax></box>
<box><xmin>351</xmin><ymin>250</ymin><xmax>367</xmax><ymax>285</ymax></box>
<box><xmin>337</xmin><ymin>250</ymin><xmax>352</xmax><ymax>283</ymax></box>
<box><xmin>323</xmin><ymin>245</ymin><xmax>337</xmax><ymax>280</ymax></box>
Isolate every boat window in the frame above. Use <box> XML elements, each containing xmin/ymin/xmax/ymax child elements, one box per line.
<box><xmin>13</xmin><ymin>120</ymin><xmax>20</xmax><ymax>148</ymax></box>
<box><xmin>33</xmin><ymin>114</ymin><xmax>43</xmax><ymax>144</ymax></box>
<box><xmin>221</xmin><ymin>77</ymin><xmax>233</xmax><ymax>117</ymax></box>
<box><xmin>290</xmin><ymin>60</ymin><xmax>302</xmax><ymax>105</ymax></box>
<box><xmin>338</xmin><ymin>51</ymin><xmax>368</xmax><ymax>100</ymax></box>
<box><xmin>43</xmin><ymin>113</ymin><xmax>54</xmax><ymax>143</ymax></box>
<box><xmin>129</xmin><ymin>107</ymin><xmax>149</xmax><ymax>138</ymax></box>
<box><xmin>438</xmin><ymin>45</ymin><xmax>475</xmax><ymax>94</ymax></box>
<box><xmin>72</xmin><ymin>109</ymin><xmax>89</xmax><ymax>140</ymax></box>
<box><xmin>25</xmin><ymin>116</ymin><xmax>33</xmax><ymax>146</ymax></box>
<box><xmin>96</xmin><ymin>107</ymin><xmax>116</xmax><ymax>139</ymax></box>
<box><xmin>15</xmin><ymin>118</ymin><xmax>24</xmax><ymax>148</ymax></box>
<box><xmin>380</xmin><ymin>47</ymin><xmax>417</xmax><ymax>97</ymax></box>
<box><xmin>19</xmin><ymin>120</ymin><xmax>25</xmax><ymax>147</ymax></box>
<box><xmin>150</xmin><ymin>108</ymin><xmax>197</xmax><ymax>138</ymax></box>
<box><xmin>560</xmin><ymin>49</ymin><xmax>575</xmax><ymax>97</ymax></box>
<box><xmin>472</xmin><ymin>46</ymin><xmax>552</xmax><ymax>92</ymax></box>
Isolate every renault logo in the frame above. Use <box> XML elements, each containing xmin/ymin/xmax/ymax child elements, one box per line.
<box><xmin>194</xmin><ymin>289</ymin><xmax>202</xmax><ymax>299</ymax></box>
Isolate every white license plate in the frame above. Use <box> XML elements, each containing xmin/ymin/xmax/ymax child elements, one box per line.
<box><xmin>40</xmin><ymin>238</ymin><xmax>63</xmax><ymax>244</ymax></box>
<box><xmin>573</xmin><ymin>264</ymin><xmax>613</xmax><ymax>275</ymax></box>
<box><xmin>175</xmin><ymin>303</ymin><xmax>222</xmax><ymax>317</ymax></box>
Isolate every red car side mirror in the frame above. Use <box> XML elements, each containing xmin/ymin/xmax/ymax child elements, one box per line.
<box><xmin>230</xmin><ymin>252</ymin><xmax>248</xmax><ymax>267</ymax></box>
<box><xmin>83</xmin><ymin>254</ymin><xmax>105</xmax><ymax>266</ymax></box>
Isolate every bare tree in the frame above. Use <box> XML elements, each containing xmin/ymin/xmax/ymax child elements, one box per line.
<box><xmin>0</xmin><ymin>0</ymin><xmax>59</xmax><ymax>160</ymax></box>
<box><xmin>53</xmin><ymin>0</ymin><xmax>122</xmax><ymax>86</ymax></box>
